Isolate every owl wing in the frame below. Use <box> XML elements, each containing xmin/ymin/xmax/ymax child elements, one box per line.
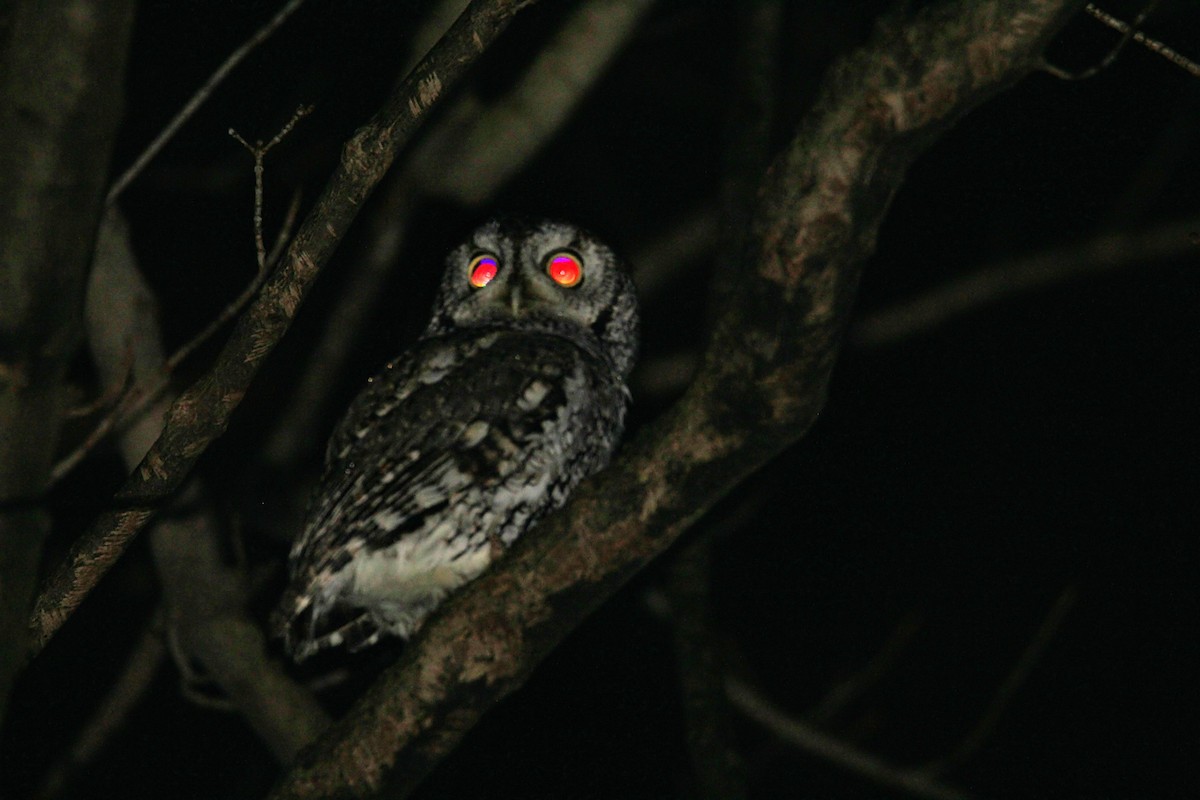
<box><xmin>275</xmin><ymin>329</ymin><xmax>610</xmax><ymax>651</ymax></box>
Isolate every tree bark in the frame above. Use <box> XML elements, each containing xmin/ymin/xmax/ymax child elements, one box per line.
<box><xmin>268</xmin><ymin>2</ymin><xmax>1084</xmax><ymax>798</ymax></box>
<box><xmin>27</xmin><ymin>0</ymin><xmax>540</xmax><ymax>655</ymax></box>
<box><xmin>0</xmin><ymin>0</ymin><xmax>135</xmax><ymax>723</ymax></box>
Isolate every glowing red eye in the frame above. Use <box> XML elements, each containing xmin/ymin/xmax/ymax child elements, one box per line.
<box><xmin>468</xmin><ymin>255</ymin><xmax>498</xmax><ymax>288</ymax></box>
<box><xmin>547</xmin><ymin>252</ymin><xmax>582</xmax><ymax>287</ymax></box>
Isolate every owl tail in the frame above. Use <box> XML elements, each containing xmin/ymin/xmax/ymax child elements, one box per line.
<box><xmin>271</xmin><ymin>584</ymin><xmax>384</xmax><ymax>662</ymax></box>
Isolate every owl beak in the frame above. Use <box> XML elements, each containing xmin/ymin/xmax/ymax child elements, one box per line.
<box><xmin>508</xmin><ymin>282</ymin><xmax>523</xmax><ymax>316</ymax></box>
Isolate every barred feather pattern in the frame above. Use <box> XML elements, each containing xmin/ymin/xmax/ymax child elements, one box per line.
<box><xmin>273</xmin><ymin>219</ymin><xmax>638</xmax><ymax>661</ymax></box>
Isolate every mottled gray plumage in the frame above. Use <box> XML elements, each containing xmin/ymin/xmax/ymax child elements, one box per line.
<box><xmin>274</xmin><ymin>219</ymin><xmax>638</xmax><ymax>661</ymax></box>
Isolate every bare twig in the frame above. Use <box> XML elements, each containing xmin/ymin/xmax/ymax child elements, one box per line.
<box><xmin>808</xmin><ymin>613</ymin><xmax>924</xmax><ymax>724</ymax></box>
<box><xmin>920</xmin><ymin>587</ymin><xmax>1078</xmax><ymax>777</ymax></box>
<box><xmin>49</xmin><ymin>128</ymin><xmax>308</xmax><ymax>489</ymax></box>
<box><xmin>266</xmin><ymin>3</ymin><xmax>1084</xmax><ymax>797</ymax></box>
<box><xmin>65</xmin><ymin>352</ymin><xmax>134</xmax><ymax>418</ymax></box>
<box><xmin>726</xmin><ymin>678</ymin><xmax>974</xmax><ymax>800</ymax></box>
<box><xmin>1083</xmin><ymin>2</ymin><xmax>1199</xmax><ymax>78</ymax></box>
<box><xmin>851</xmin><ymin>213</ymin><xmax>1200</xmax><ymax>347</ymax></box>
<box><xmin>30</xmin><ymin>0</ymin><xmax>536</xmax><ymax>655</ymax></box>
<box><xmin>1042</xmin><ymin>1</ymin><xmax>1159</xmax><ymax>79</ymax></box>
<box><xmin>34</xmin><ymin>616</ymin><xmax>166</xmax><ymax>800</ymax></box>
<box><xmin>230</xmin><ymin>104</ymin><xmax>314</xmax><ymax>271</ymax></box>
<box><xmin>104</xmin><ymin>0</ymin><xmax>308</xmax><ymax>205</ymax></box>
<box><xmin>1043</xmin><ymin>2</ymin><xmax>1200</xmax><ymax>80</ymax></box>
<box><xmin>82</xmin><ymin>209</ymin><xmax>331</xmax><ymax>761</ymax></box>
<box><xmin>49</xmin><ymin>389</ymin><xmax>145</xmax><ymax>484</ymax></box>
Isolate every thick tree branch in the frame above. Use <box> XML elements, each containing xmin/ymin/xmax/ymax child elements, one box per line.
<box><xmin>270</xmin><ymin>2</ymin><xmax>1084</xmax><ymax>798</ymax></box>
<box><xmin>0</xmin><ymin>0</ymin><xmax>135</xmax><ymax>721</ymax></box>
<box><xmin>665</xmin><ymin>5</ymin><xmax>782</xmax><ymax>797</ymax></box>
<box><xmin>28</xmin><ymin>0</ymin><xmax>539</xmax><ymax>654</ymax></box>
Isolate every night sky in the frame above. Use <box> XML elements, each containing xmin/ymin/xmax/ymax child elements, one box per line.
<box><xmin>3</xmin><ymin>1</ymin><xmax>1199</xmax><ymax>798</ymax></box>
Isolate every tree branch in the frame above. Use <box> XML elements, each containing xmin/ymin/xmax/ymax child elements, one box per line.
<box><xmin>726</xmin><ymin>678</ymin><xmax>973</xmax><ymax>800</ymax></box>
<box><xmin>104</xmin><ymin>0</ymin><xmax>308</xmax><ymax>206</ymax></box>
<box><xmin>28</xmin><ymin>0</ymin><xmax>540</xmax><ymax>654</ymax></box>
<box><xmin>668</xmin><ymin>538</ymin><xmax>747</xmax><ymax>800</ymax></box>
<box><xmin>84</xmin><ymin>210</ymin><xmax>331</xmax><ymax>761</ymax></box>
<box><xmin>269</xmin><ymin>2</ymin><xmax>1084</xmax><ymax>798</ymax></box>
<box><xmin>262</xmin><ymin>0</ymin><xmax>654</xmax><ymax>472</ymax></box>
<box><xmin>0</xmin><ymin>0</ymin><xmax>136</xmax><ymax>722</ymax></box>
<box><xmin>33</xmin><ymin>615</ymin><xmax>165</xmax><ymax>800</ymax></box>
<box><xmin>851</xmin><ymin>213</ymin><xmax>1200</xmax><ymax>347</ymax></box>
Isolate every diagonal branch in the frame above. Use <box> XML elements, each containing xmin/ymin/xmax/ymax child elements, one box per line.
<box><xmin>270</xmin><ymin>2</ymin><xmax>1085</xmax><ymax>798</ymax></box>
<box><xmin>104</xmin><ymin>0</ymin><xmax>309</xmax><ymax>206</ymax></box>
<box><xmin>851</xmin><ymin>213</ymin><xmax>1200</xmax><ymax>347</ymax></box>
<box><xmin>27</xmin><ymin>0</ymin><xmax>541</xmax><ymax>655</ymax></box>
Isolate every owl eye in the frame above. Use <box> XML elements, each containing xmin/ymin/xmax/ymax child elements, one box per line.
<box><xmin>546</xmin><ymin>252</ymin><xmax>583</xmax><ymax>287</ymax></box>
<box><xmin>468</xmin><ymin>254</ymin><xmax>499</xmax><ymax>288</ymax></box>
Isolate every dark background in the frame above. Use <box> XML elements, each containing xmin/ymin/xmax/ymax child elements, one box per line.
<box><xmin>3</xmin><ymin>1</ymin><xmax>1198</xmax><ymax>797</ymax></box>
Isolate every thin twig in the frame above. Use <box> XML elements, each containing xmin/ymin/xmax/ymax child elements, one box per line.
<box><xmin>726</xmin><ymin>678</ymin><xmax>974</xmax><ymax>800</ymax></box>
<box><xmin>34</xmin><ymin>616</ymin><xmax>166</xmax><ymax>800</ymax></box>
<box><xmin>1086</xmin><ymin>2</ymin><xmax>1200</xmax><ymax>77</ymax></box>
<box><xmin>50</xmin><ymin>114</ymin><xmax>310</xmax><ymax>486</ymax></box>
<box><xmin>1043</xmin><ymin>2</ymin><xmax>1200</xmax><ymax>80</ymax></box>
<box><xmin>65</xmin><ymin>350</ymin><xmax>134</xmax><ymax>418</ymax></box>
<box><xmin>919</xmin><ymin>587</ymin><xmax>1078</xmax><ymax>778</ymax></box>
<box><xmin>30</xmin><ymin>0</ymin><xmax>543</xmax><ymax>659</ymax></box>
<box><xmin>851</xmin><ymin>213</ymin><xmax>1200</xmax><ymax>348</ymax></box>
<box><xmin>82</xmin><ymin>209</ymin><xmax>331</xmax><ymax>761</ymax></box>
<box><xmin>230</xmin><ymin>104</ymin><xmax>313</xmax><ymax>271</ymax></box>
<box><xmin>808</xmin><ymin>613</ymin><xmax>924</xmax><ymax>724</ymax></box>
<box><xmin>261</xmin><ymin>0</ymin><xmax>654</xmax><ymax>471</ymax></box>
<box><xmin>49</xmin><ymin>386</ymin><xmax>147</xmax><ymax>484</ymax></box>
<box><xmin>1045</xmin><ymin>1</ymin><xmax>1159</xmax><ymax>79</ymax></box>
<box><xmin>104</xmin><ymin>0</ymin><xmax>307</xmax><ymax>205</ymax></box>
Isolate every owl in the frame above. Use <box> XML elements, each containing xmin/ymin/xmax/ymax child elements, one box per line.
<box><xmin>273</xmin><ymin>218</ymin><xmax>639</xmax><ymax>661</ymax></box>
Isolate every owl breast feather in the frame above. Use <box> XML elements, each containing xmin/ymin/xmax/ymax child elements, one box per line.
<box><xmin>274</xmin><ymin>326</ymin><xmax>628</xmax><ymax>659</ymax></box>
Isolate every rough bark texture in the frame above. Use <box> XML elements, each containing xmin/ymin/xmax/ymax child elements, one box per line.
<box><xmin>0</xmin><ymin>0</ymin><xmax>135</xmax><ymax>722</ymax></box>
<box><xmin>267</xmin><ymin>2</ymin><xmax>1083</xmax><ymax>798</ymax></box>
<box><xmin>27</xmin><ymin>0</ymin><xmax>540</xmax><ymax>654</ymax></box>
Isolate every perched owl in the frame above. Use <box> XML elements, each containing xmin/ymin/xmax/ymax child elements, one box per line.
<box><xmin>273</xmin><ymin>219</ymin><xmax>639</xmax><ymax>661</ymax></box>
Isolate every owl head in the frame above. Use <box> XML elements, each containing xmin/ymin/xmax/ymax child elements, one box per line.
<box><xmin>425</xmin><ymin>219</ymin><xmax>640</xmax><ymax>379</ymax></box>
